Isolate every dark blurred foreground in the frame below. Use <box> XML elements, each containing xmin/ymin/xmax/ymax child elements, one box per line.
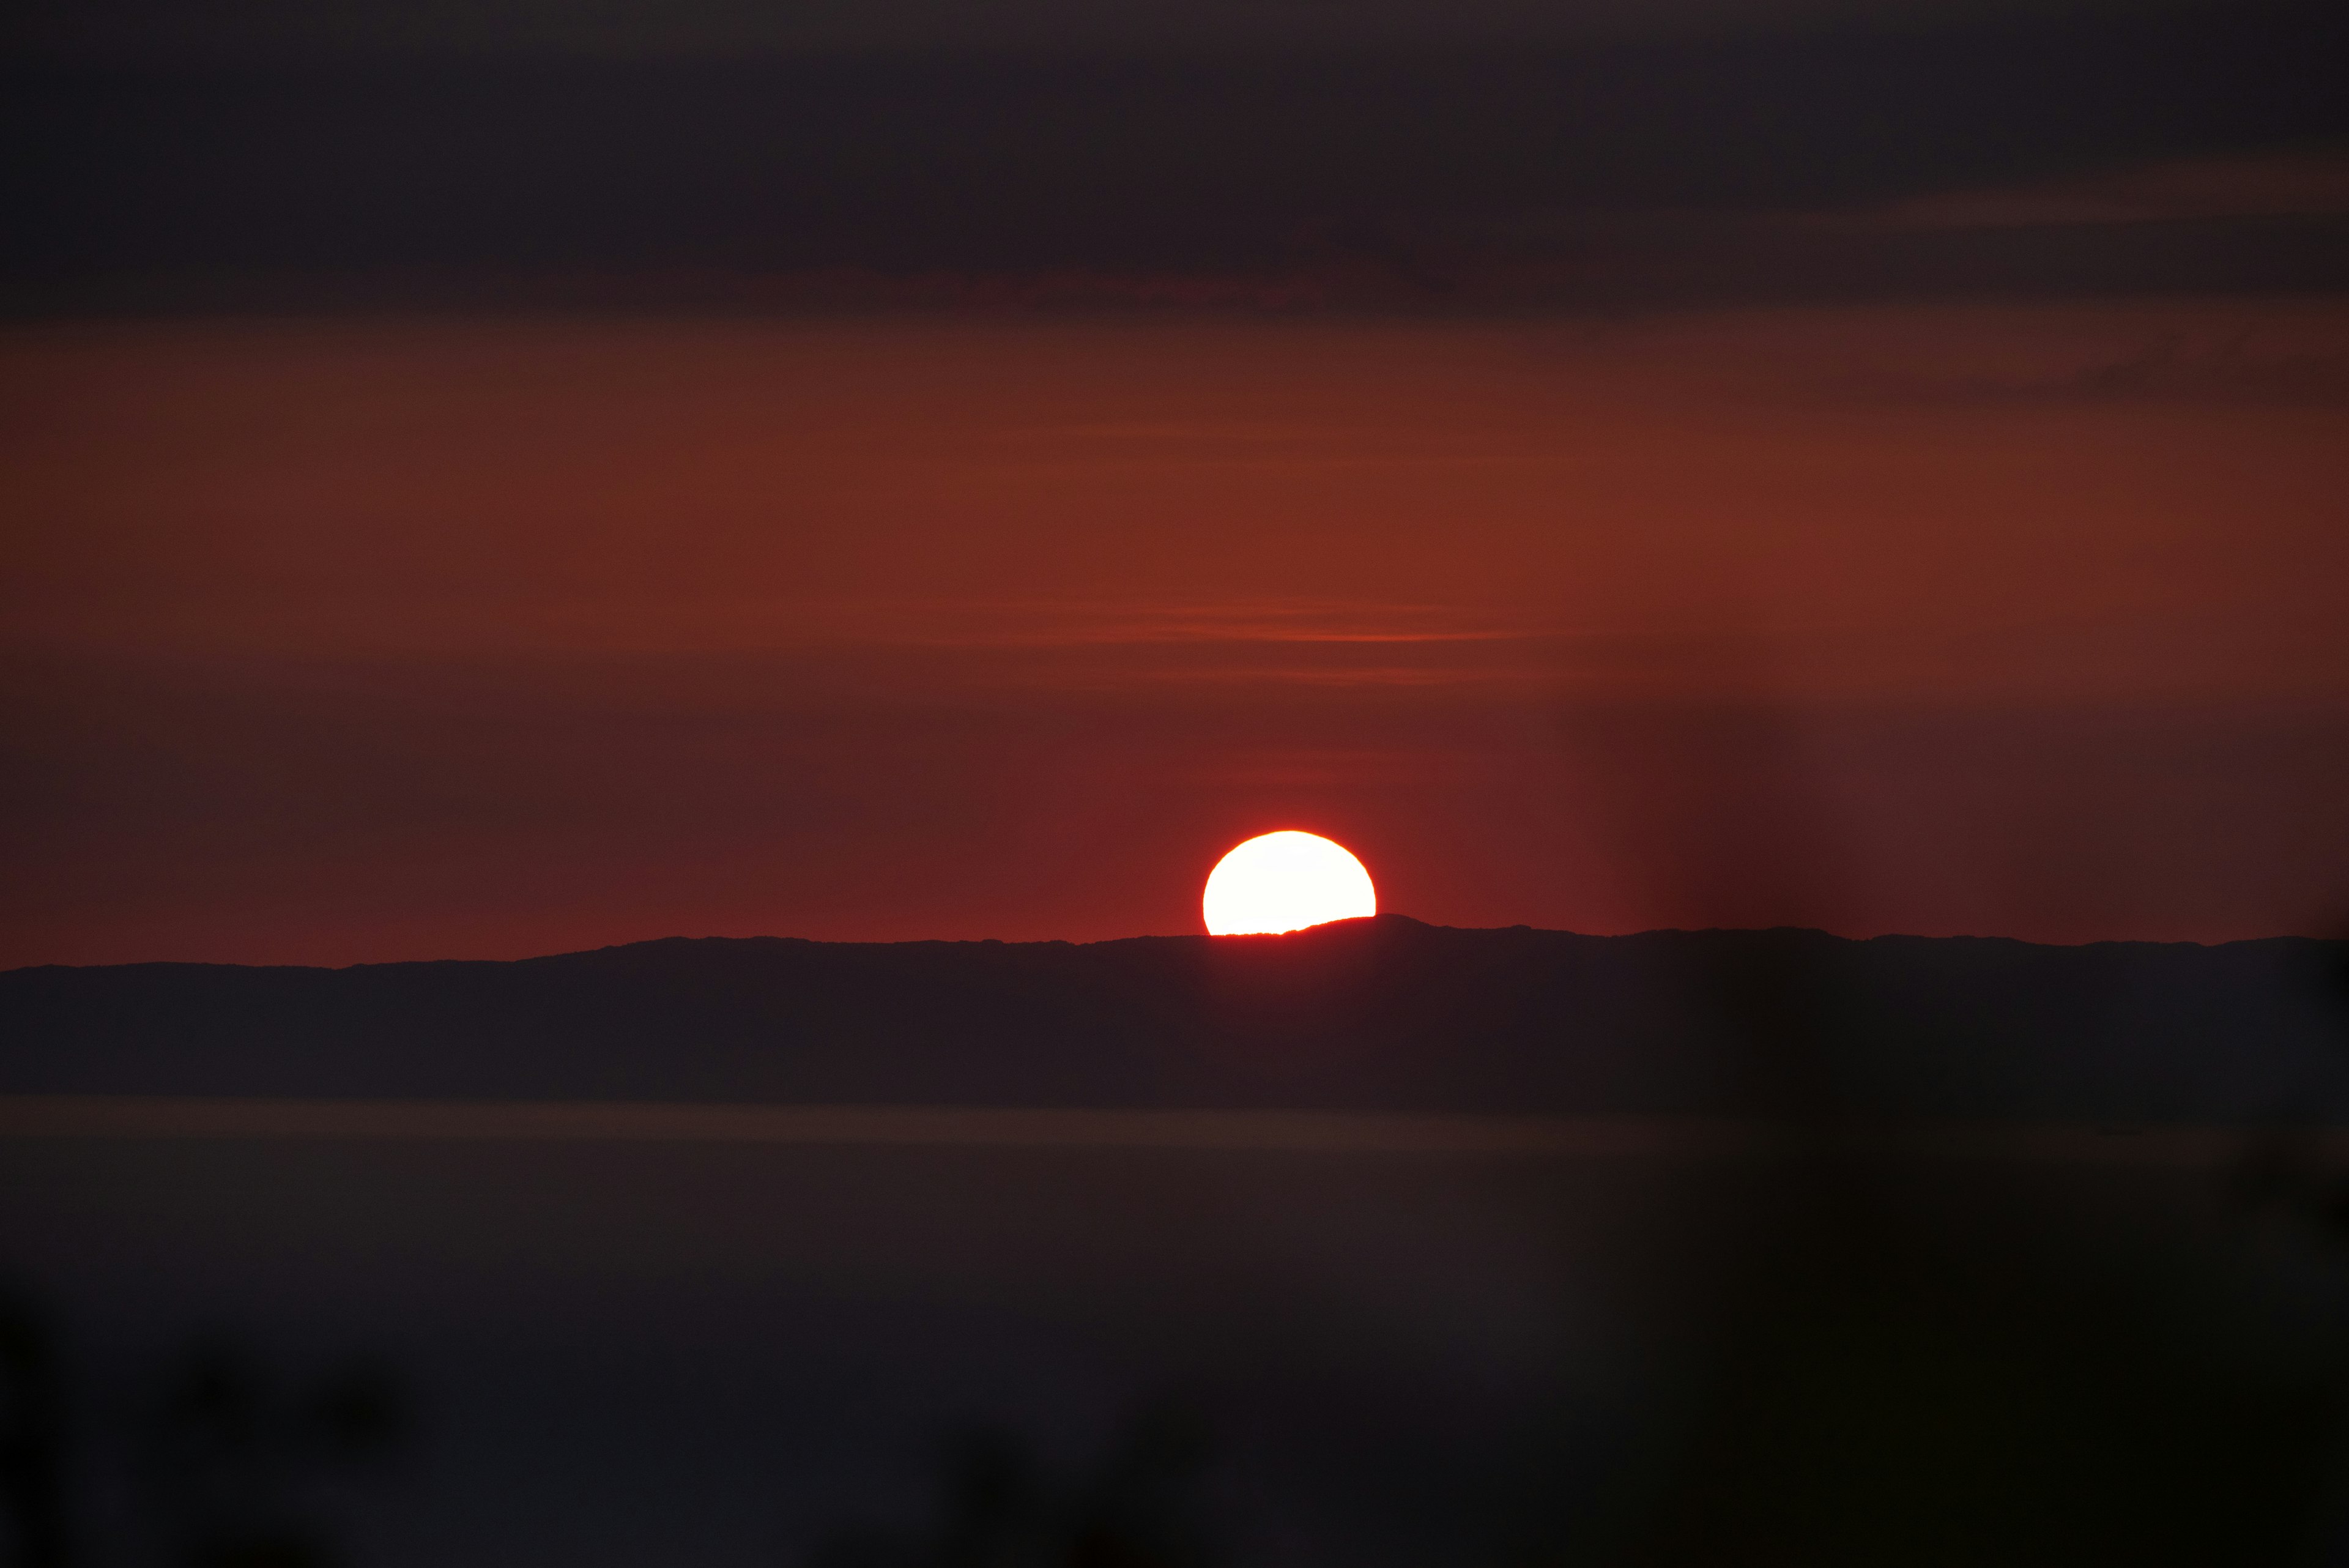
<box><xmin>3</xmin><ymin>924</ymin><xmax>2347</xmax><ymax>1564</ymax></box>
<box><xmin>6</xmin><ymin>1135</ymin><xmax>2345</xmax><ymax>1567</ymax></box>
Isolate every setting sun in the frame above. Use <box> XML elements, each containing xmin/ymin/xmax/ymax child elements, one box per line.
<box><xmin>1201</xmin><ymin>831</ymin><xmax>1377</xmax><ymax>936</ymax></box>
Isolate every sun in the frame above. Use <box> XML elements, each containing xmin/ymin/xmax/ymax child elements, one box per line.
<box><xmin>1202</xmin><ymin>831</ymin><xmax>1377</xmax><ymax>936</ymax></box>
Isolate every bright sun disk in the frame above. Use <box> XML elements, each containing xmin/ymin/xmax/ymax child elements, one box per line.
<box><xmin>1202</xmin><ymin>831</ymin><xmax>1377</xmax><ymax>936</ymax></box>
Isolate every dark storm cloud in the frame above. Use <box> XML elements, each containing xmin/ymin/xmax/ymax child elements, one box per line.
<box><xmin>2</xmin><ymin>1</ymin><xmax>2343</xmax><ymax>311</ymax></box>
<box><xmin>0</xmin><ymin>0</ymin><xmax>2272</xmax><ymax>64</ymax></box>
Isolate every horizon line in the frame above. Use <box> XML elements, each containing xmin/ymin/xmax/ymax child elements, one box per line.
<box><xmin>6</xmin><ymin>916</ymin><xmax>2336</xmax><ymax>975</ymax></box>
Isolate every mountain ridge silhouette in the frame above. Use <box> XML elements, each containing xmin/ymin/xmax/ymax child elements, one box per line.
<box><xmin>5</xmin><ymin>916</ymin><xmax>2343</xmax><ymax>1122</ymax></box>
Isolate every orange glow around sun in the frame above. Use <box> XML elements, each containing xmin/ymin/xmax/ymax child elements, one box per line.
<box><xmin>1202</xmin><ymin>831</ymin><xmax>1377</xmax><ymax>935</ymax></box>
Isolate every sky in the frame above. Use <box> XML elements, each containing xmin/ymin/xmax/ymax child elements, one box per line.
<box><xmin>1</xmin><ymin>0</ymin><xmax>2345</xmax><ymax>964</ymax></box>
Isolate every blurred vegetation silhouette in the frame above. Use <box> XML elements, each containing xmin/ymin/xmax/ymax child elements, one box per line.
<box><xmin>0</xmin><ymin>1292</ymin><xmax>70</xmax><ymax>1568</ymax></box>
<box><xmin>1532</xmin><ymin>691</ymin><xmax>2349</xmax><ymax>1566</ymax></box>
<box><xmin>2227</xmin><ymin>934</ymin><xmax>2349</xmax><ymax>1251</ymax></box>
<box><xmin>809</xmin><ymin>1402</ymin><xmax>1217</xmax><ymax>1568</ymax></box>
<box><xmin>143</xmin><ymin>1339</ymin><xmax>410</xmax><ymax>1568</ymax></box>
<box><xmin>0</xmin><ymin>1288</ymin><xmax>411</xmax><ymax>1568</ymax></box>
<box><xmin>1588</xmin><ymin>820</ymin><xmax>2349</xmax><ymax>1564</ymax></box>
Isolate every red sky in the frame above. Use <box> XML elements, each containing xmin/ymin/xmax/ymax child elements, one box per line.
<box><xmin>4</xmin><ymin>302</ymin><xmax>2346</xmax><ymax>965</ymax></box>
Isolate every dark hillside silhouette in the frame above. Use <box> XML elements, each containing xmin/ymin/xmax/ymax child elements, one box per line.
<box><xmin>4</xmin><ymin>918</ymin><xmax>2343</xmax><ymax>1122</ymax></box>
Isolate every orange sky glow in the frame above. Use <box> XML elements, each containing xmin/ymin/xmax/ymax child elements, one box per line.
<box><xmin>4</xmin><ymin>302</ymin><xmax>2345</xmax><ymax>964</ymax></box>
